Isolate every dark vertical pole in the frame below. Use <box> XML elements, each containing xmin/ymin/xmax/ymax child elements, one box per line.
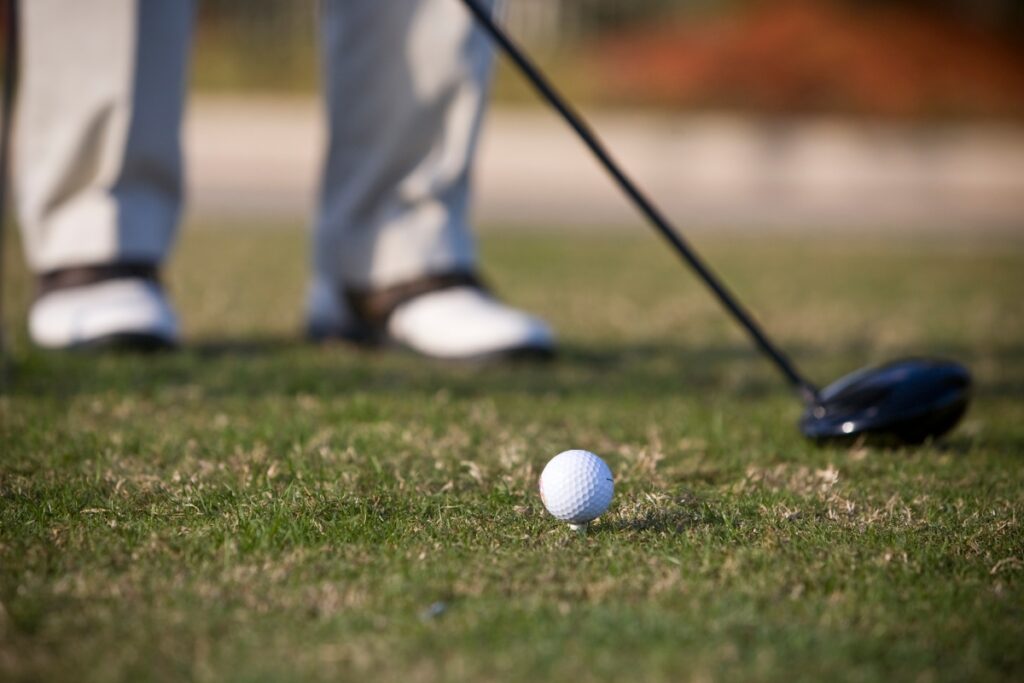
<box><xmin>0</xmin><ymin>0</ymin><xmax>16</xmax><ymax>382</ymax></box>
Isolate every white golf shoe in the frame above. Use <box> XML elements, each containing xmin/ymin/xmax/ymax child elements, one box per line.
<box><xmin>29</xmin><ymin>275</ymin><xmax>179</xmax><ymax>350</ymax></box>
<box><xmin>386</xmin><ymin>286</ymin><xmax>554</xmax><ymax>360</ymax></box>
<box><xmin>306</xmin><ymin>273</ymin><xmax>555</xmax><ymax>360</ymax></box>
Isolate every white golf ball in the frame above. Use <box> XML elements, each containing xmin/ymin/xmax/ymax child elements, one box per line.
<box><xmin>539</xmin><ymin>450</ymin><xmax>614</xmax><ymax>525</ymax></box>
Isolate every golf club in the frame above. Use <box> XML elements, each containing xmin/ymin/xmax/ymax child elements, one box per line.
<box><xmin>460</xmin><ymin>0</ymin><xmax>971</xmax><ymax>444</ymax></box>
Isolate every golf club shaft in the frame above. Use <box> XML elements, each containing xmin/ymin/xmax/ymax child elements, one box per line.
<box><xmin>461</xmin><ymin>0</ymin><xmax>819</xmax><ymax>403</ymax></box>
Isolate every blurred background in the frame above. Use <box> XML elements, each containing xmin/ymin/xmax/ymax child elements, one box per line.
<box><xmin>195</xmin><ymin>0</ymin><xmax>1024</xmax><ymax>114</ymax></box>
<box><xmin>182</xmin><ymin>1</ymin><xmax>1024</xmax><ymax>229</ymax></box>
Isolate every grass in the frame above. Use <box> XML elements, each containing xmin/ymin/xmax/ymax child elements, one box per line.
<box><xmin>1</xmin><ymin>224</ymin><xmax>1023</xmax><ymax>682</ymax></box>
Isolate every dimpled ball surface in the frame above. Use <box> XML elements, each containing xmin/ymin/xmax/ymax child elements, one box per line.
<box><xmin>539</xmin><ymin>450</ymin><xmax>615</xmax><ymax>524</ymax></box>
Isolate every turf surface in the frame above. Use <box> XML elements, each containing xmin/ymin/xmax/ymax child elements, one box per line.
<box><xmin>2</xmin><ymin>226</ymin><xmax>1023</xmax><ymax>682</ymax></box>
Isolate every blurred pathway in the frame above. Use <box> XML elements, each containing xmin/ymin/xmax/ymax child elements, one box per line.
<box><xmin>185</xmin><ymin>96</ymin><xmax>1024</xmax><ymax>234</ymax></box>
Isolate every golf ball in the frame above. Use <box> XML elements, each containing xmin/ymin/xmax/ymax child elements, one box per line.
<box><xmin>539</xmin><ymin>450</ymin><xmax>614</xmax><ymax>525</ymax></box>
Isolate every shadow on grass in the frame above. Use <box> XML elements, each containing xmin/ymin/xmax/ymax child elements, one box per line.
<box><xmin>601</xmin><ymin>508</ymin><xmax>703</xmax><ymax>535</ymax></box>
<box><xmin>191</xmin><ymin>338</ymin><xmax>299</xmax><ymax>358</ymax></box>
<box><xmin>592</xmin><ymin>491</ymin><xmax>723</xmax><ymax>535</ymax></box>
<box><xmin>6</xmin><ymin>336</ymin><xmax>1023</xmax><ymax>412</ymax></box>
<box><xmin>5</xmin><ymin>337</ymin><xmax>784</xmax><ymax>402</ymax></box>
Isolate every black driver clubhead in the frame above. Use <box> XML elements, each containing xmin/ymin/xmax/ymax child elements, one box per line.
<box><xmin>800</xmin><ymin>359</ymin><xmax>971</xmax><ymax>444</ymax></box>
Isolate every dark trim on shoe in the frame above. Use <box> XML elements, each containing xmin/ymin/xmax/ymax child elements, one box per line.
<box><xmin>36</xmin><ymin>263</ymin><xmax>160</xmax><ymax>299</ymax></box>
<box><xmin>344</xmin><ymin>271</ymin><xmax>486</xmax><ymax>334</ymax></box>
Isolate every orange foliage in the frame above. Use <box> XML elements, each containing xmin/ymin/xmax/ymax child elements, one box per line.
<box><xmin>592</xmin><ymin>0</ymin><xmax>1024</xmax><ymax>118</ymax></box>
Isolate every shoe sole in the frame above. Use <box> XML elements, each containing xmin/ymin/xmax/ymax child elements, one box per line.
<box><xmin>307</xmin><ymin>324</ymin><xmax>556</xmax><ymax>363</ymax></box>
<box><xmin>454</xmin><ymin>344</ymin><xmax>557</xmax><ymax>364</ymax></box>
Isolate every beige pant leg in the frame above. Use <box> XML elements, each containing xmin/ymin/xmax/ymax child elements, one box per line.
<box><xmin>314</xmin><ymin>0</ymin><xmax>497</xmax><ymax>290</ymax></box>
<box><xmin>15</xmin><ymin>0</ymin><xmax>193</xmax><ymax>274</ymax></box>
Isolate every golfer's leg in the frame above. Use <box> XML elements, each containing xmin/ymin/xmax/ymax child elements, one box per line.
<box><xmin>310</xmin><ymin>0</ymin><xmax>552</xmax><ymax>358</ymax></box>
<box><xmin>314</xmin><ymin>0</ymin><xmax>494</xmax><ymax>290</ymax></box>
<box><xmin>16</xmin><ymin>0</ymin><xmax>193</xmax><ymax>348</ymax></box>
<box><xmin>16</xmin><ymin>0</ymin><xmax>193</xmax><ymax>273</ymax></box>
